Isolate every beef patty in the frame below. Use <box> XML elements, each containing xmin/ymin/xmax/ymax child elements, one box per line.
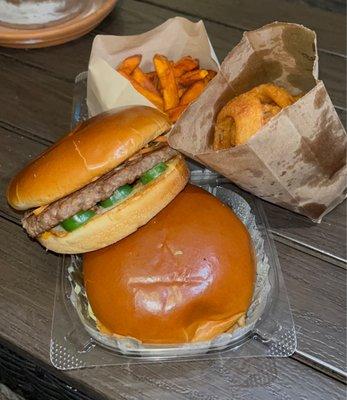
<box><xmin>23</xmin><ymin>145</ymin><xmax>178</xmax><ymax>237</ymax></box>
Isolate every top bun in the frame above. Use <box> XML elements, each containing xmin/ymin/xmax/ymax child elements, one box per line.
<box><xmin>83</xmin><ymin>185</ymin><xmax>255</xmax><ymax>344</ymax></box>
<box><xmin>7</xmin><ymin>106</ymin><xmax>171</xmax><ymax>210</ymax></box>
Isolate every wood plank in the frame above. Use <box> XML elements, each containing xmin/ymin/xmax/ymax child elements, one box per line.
<box><xmin>0</xmin><ymin>0</ymin><xmax>345</xmax><ymax>109</ymax></box>
<box><xmin>0</xmin><ymin>205</ymin><xmax>345</xmax><ymax>376</ymax></box>
<box><xmin>0</xmin><ymin>37</ymin><xmax>92</xmax><ymax>83</ymax></box>
<box><xmin>0</xmin><ymin>126</ymin><xmax>47</xmax><ymax>222</ymax></box>
<box><xmin>336</xmin><ymin>108</ymin><xmax>346</xmax><ymax>128</ymax></box>
<box><xmin>0</xmin><ymin>56</ymin><xmax>72</xmax><ymax>143</ymax></box>
<box><xmin>141</xmin><ymin>0</ymin><xmax>346</xmax><ymax>55</ymax></box>
<box><xmin>0</xmin><ymin>341</ymin><xmax>100</xmax><ymax>400</ymax></box>
<box><xmin>0</xmin><ymin>218</ymin><xmax>345</xmax><ymax>398</ymax></box>
<box><xmin>264</xmin><ymin>200</ymin><xmax>346</xmax><ymax>264</ymax></box>
<box><xmin>318</xmin><ymin>54</ymin><xmax>346</xmax><ymax>109</ymax></box>
<box><xmin>279</xmin><ymin>244</ymin><xmax>346</xmax><ymax>372</ymax></box>
<box><xmin>70</xmin><ymin>357</ymin><xmax>345</xmax><ymax>400</ymax></box>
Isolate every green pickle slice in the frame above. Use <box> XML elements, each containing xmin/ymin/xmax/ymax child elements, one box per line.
<box><xmin>99</xmin><ymin>184</ymin><xmax>133</xmax><ymax>209</ymax></box>
<box><xmin>140</xmin><ymin>162</ymin><xmax>168</xmax><ymax>184</ymax></box>
<box><xmin>60</xmin><ymin>210</ymin><xmax>96</xmax><ymax>232</ymax></box>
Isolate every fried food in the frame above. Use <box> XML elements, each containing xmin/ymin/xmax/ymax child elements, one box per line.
<box><xmin>252</xmin><ymin>83</ymin><xmax>295</xmax><ymax>108</ymax></box>
<box><xmin>153</xmin><ymin>54</ymin><xmax>180</xmax><ymax>110</ymax></box>
<box><xmin>178</xmin><ymin>86</ymin><xmax>186</xmax><ymax>98</ymax></box>
<box><xmin>146</xmin><ymin>71</ymin><xmax>156</xmax><ymax>80</ymax></box>
<box><xmin>180</xmin><ymin>80</ymin><xmax>207</xmax><ymax>105</ymax></box>
<box><xmin>132</xmin><ymin>67</ymin><xmax>160</xmax><ymax>95</ymax></box>
<box><xmin>214</xmin><ymin>94</ymin><xmax>264</xmax><ymax>149</ymax></box>
<box><xmin>179</xmin><ymin>69</ymin><xmax>209</xmax><ymax>86</ymax></box>
<box><xmin>262</xmin><ymin>104</ymin><xmax>281</xmax><ymax>124</ymax></box>
<box><xmin>116</xmin><ymin>55</ymin><xmax>142</xmax><ymax>75</ymax></box>
<box><xmin>204</xmin><ymin>70</ymin><xmax>217</xmax><ymax>83</ymax></box>
<box><xmin>213</xmin><ymin>83</ymin><xmax>300</xmax><ymax>150</ymax></box>
<box><xmin>116</xmin><ymin>53</ymin><xmax>217</xmax><ymax>122</ymax></box>
<box><xmin>146</xmin><ymin>71</ymin><xmax>160</xmax><ymax>91</ymax></box>
<box><xmin>166</xmin><ymin>105</ymin><xmax>187</xmax><ymax>123</ymax></box>
<box><xmin>173</xmin><ymin>56</ymin><xmax>199</xmax><ymax>77</ymax></box>
<box><xmin>118</xmin><ymin>70</ymin><xmax>164</xmax><ymax>110</ymax></box>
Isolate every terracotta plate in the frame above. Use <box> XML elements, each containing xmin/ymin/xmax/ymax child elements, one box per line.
<box><xmin>0</xmin><ymin>0</ymin><xmax>117</xmax><ymax>48</ymax></box>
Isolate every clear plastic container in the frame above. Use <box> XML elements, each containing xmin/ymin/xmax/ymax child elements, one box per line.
<box><xmin>50</xmin><ymin>73</ymin><xmax>296</xmax><ymax>370</ymax></box>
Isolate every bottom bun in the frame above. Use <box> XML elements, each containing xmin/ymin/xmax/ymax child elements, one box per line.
<box><xmin>38</xmin><ymin>156</ymin><xmax>189</xmax><ymax>254</ymax></box>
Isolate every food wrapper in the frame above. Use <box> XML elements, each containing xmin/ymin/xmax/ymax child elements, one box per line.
<box><xmin>87</xmin><ymin>17</ymin><xmax>219</xmax><ymax>116</ymax></box>
<box><xmin>169</xmin><ymin>22</ymin><xmax>346</xmax><ymax>221</ymax></box>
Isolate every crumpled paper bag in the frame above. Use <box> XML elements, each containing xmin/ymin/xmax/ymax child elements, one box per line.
<box><xmin>87</xmin><ymin>17</ymin><xmax>219</xmax><ymax>116</ymax></box>
<box><xmin>168</xmin><ymin>22</ymin><xmax>346</xmax><ymax>221</ymax></box>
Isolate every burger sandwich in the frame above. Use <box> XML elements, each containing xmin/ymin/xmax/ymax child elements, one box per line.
<box><xmin>83</xmin><ymin>185</ymin><xmax>256</xmax><ymax>344</ymax></box>
<box><xmin>7</xmin><ymin>106</ymin><xmax>189</xmax><ymax>254</ymax></box>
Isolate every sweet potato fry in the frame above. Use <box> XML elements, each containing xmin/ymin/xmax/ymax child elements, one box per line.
<box><xmin>178</xmin><ymin>86</ymin><xmax>186</xmax><ymax>98</ymax></box>
<box><xmin>132</xmin><ymin>67</ymin><xmax>161</xmax><ymax>95</ymax></box>
<box><xmin>116</xmin><ymin>55</ymin><xmax>142</xmax><ymax>75</ymax></box>
<box><xmin>203</xmin><ymin>70</ymin><xmax>217</xmax><ymax>83</ymax></box>
<box><xmin>179</xmin><ymin>69</ymin><xmax>209</xmax><ymax>86</ymax></box>
<box><xmin>153</xmin><ymin>75</ymin><xmax>160</xmax><ymax>91</ymax></box>
<box><xmin>179</xmin><ymin>80</ymin><xmax>207</xmax><ymax>105</ymax></box>
<box><xmin>119</xmin><ymin>70</ymin><xmax>164</xmax><ymax>110</ymax></box>
<box><xmin>167</xmin><ymin>105</ymin><xmax>187</xmax><ymax>123</ymax></box>
<box><xmin>146</xmin><ymin>71</ymin><xmax>160</xmax><ymax>91</ymax></box>
<box><xmin>146</xmin><ymin>71</ymin><xmax>157</xmax><ymax>81</ymax></box>
<box><xmin>153</xmin><ymin>54</ymin><xmax>179</xmax><ymax>110</ymax></box>
<box><xmin>173</xmin><ymin>56</ymin><xmax>199</xmax><ymax>77</ymax></box>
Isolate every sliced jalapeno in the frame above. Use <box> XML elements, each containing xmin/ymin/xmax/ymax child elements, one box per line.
<box><xmin>60</xmin><ymin>210</ymin><xmax>96</xmax><ymax>232</ymax></box>
<box><xmin>98</xmin><ymin>184</ymin><xmax>133</xmax><ymax>209</ymax></box>
<box><xmin>140</xmin><ymin>162</ymin><xmax>168</xmax><ymax>185</ymax></box>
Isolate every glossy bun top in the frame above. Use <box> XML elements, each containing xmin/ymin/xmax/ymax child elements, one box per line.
<box><xmin>83</xmin><ymin>184</ymin><xmax>255</xmax><ymax>344</ymax></box>
<box><xmin>7</xmin><ymin>106</ymin><xmax>170</xmax><ymax>210</ymax></box>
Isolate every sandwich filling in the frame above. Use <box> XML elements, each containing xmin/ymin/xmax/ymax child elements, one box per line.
<box><xmin>22</xmin><ymin>144</ymin><xmax>178</xmax><ymax>238</ymax></box>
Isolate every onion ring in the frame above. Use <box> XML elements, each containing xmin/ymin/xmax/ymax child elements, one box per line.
<box><xmin>213</xmin><ymin>83</ymin><xmax>298</xmax><ymax>150</ymax></box>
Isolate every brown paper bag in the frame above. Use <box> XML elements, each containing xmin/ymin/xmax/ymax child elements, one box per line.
<box><xmin>169</xmin><ymin>22</ymin><xmax>346</xmax><ymax>221</ymax></box>
<box><xmin>87</xmin><ymin>17</ymin><xmax>219</xmax><ymax>116</ymax></box>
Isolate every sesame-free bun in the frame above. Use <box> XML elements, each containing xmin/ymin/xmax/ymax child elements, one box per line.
<box><xmin>7</xmin><ymin>106</ymin><xmax>171</xmax><ymax>210</ymax></box>
<box><xmin>83</xmin><ymin>184</ymin><xmax>256</xmax><ymax>344</ymax></box>
<box><xmin>38</xmin><ymin>156</ymin><xmax>188</xmax><ymax>254</ymax></box>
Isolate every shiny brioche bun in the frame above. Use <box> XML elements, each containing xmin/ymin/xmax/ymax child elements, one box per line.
<box><xmin>38</xmin><ymin>156</ymin><xmax>188</xmax><ymax>254</ymax></box>
<box><xmin>7</xmin><ymin>106</ymin><xmax>171</xmax><ymax>210</ymax></box>
<box><xmin>83</xmin><ymin>185</ymin><xmax>255</xmax><ymax>344</ymax></box>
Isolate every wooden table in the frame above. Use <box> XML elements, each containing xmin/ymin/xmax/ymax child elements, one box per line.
<box><xmin>0</xmin><ymin>1</ymin><xmax>346</xmax><ymax>399</ymax></box>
